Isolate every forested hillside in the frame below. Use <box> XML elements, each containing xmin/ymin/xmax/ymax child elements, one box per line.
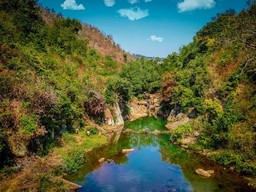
<box><xmin>107</xmin><ymin>1</ymin><xmax>256</xmax><ymax>176</ymax></box>
<box><xmin>0</xmin><ymin>0</ymin><xmax>129</xmax><ymax>167</ymax></box>
<box><xmin>0</xmin><ymin>0</ymin><xmax>255</xmax><ymax>190</ymax></box>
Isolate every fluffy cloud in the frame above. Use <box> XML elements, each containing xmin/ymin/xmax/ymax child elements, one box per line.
<box><xmin>149</xmin><ymin>35</ymin><xmax>164</xmax><ymax>42</ymax></box>
<box><xmin>117</xmin><ymin>7</ymin><xmax>149</xmax><ymax>21</ymax></box>
<box><xmin>128</xmin><ymin>0</ymin><xmax>138</xmax><ymax>4</ymax></box>
<box><xmin>177</xmin><ymin>0</ymin><xmax>215</xmax><ymax>12</ymax></box>
<box><xmin>104</xmin><ymin>0</ymin><xmax>115</xmax><ymax>7</ymax></box>
<box><xmin>145</xmin><ymin>0</ymin><xmax>152</xmax><ymax>2</ymax></box>
<box><xmin>61</xmin><ymin>0</ymin><xmax>85</xmax><ymax>10</ymax></box>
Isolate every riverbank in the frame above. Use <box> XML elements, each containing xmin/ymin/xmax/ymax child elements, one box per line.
<box><xmin>1</xmin><ymin>113</ymin><xmax>255</xmax><ymax>191</ymax></box>
<box><xmin>0</xmin><ymin>128</ymin><xmax>108</xmax><ymax>191</ymax></box>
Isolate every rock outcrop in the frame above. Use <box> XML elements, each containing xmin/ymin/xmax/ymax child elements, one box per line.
<box><xmin>104</xmin><ymin>102</ymin><xmax>124</xmax><ymax>126</ymax></box>
<box><xmin>128</xmin><ymin>93</ymin><xmax>161</xmax><ymax>121</ymax></box>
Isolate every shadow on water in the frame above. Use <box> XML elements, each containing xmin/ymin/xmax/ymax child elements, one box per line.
<box><xmin>67</xmin><ymin>117</ymin><xmax>252</xmax><ymax>192</ymax></box>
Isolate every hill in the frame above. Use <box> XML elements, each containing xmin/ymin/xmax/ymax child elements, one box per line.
<box><xmin>104</xmin><ymin>1</ymin><xmax>256</xmax><ymax>178</ymax></box>
<box><xmin>0</xmin><ymin>0</ymin><xmax>132</xmax><ymax>168</ymax></box>
<box><xmin>0</xmin><ymin>0</ymin><xmax>255</xmax><ymax>190</ymax></box>
<box><xmin>41</xmin><ymin>8</ymin><xmax>133</xmax><ymax>64</ymax></box>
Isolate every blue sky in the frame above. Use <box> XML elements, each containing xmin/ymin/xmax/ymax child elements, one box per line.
<box><xmin>39</xmin><ymin>0</ymin><xmax>247</xmax><ymax>57</ymax></box>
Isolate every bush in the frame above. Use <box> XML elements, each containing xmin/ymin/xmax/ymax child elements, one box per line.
<box><xmin>39</xmin><ymin>174</ymin><xmax>68</xmax><ymax>192</ymax></box>
<box><xmin>210</xmin><ymin>151</ymin><xmax>242</xmax><ymax>167</ymax></box>
<box><xmin>211</xmin><ymin>151</ymin><xmax>256</xmax><ymax>176</ymax></box>
<box><xmin>171</xmin><ymin>122</ymin><xmax>193</xmax><ymax>142</ymax></box>
<box><xmin>63</xmin><ymin>149</ymin><xmax>85</xmax><ymax>173</ymax></box>
<box><xmin>86</xmin><ymin>126</ymin><xmax>99</xmax><ymax>135</ymax></box>
<box><xmin>239</xmin><ymin>162</ymin><xmax>256</xmax><ymax>176</ymax></box>
<box><xmin>20</xmin><ymin>115</ymin><xmax>37</xmax><ymax>136</ymax></box>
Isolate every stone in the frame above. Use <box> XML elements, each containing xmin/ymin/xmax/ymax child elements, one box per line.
<box><xmin>122</xmin><ymin>148</ymin><xmax>135</xmax><ymax>154</ymax></box>
<box><xmin>152</xmin><ymin>130</ymin><xmax>160</xmax><ymax>135</ymax></box>
<box><xmin>181</xmin><ymin>144</ymin><xmax>189</xmax><ymax>149</ymax></box>
<box><xmin>195</xmin><ymin>168</ymin><xmax>213</xmax><ymax>177</ymax></box>
<box><xmin>167</xmin><ymin>109</ymin><xmax>176</xmax><ymax>122</ymax></box>
<box><xmin>207</xmin><ymin>170</ymin><xmax>215</xmax><ymax>174</ymax></box>
<box><xmin>175</xmin><ymin>113</ymin><xmax>184</xmax><ymax>121</ymax></box>
<box><xmin>99</xmin><ymin>158</ymin><xmax>105</xmax><ymax>163</ymax></box>
<box><xmin>194</xmin><ymin>131</ymin><xmax>200</xmax><ymax>137</ymax></box>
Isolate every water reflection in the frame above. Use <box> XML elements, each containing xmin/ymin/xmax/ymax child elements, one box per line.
<box><xmin>68</xmin><ymin>117</ymin><xmax>252</xmax><ymax>192</ymax></box>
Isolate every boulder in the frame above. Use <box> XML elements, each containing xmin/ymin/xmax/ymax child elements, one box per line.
<box><xmin>207</xmin><ymin>170</ymin><xmax>215</xmax><ymax>174</ymax></box>
<box><xmin>99</xmin><ymin>158</ymin><xmax>105</xmax><ymax>163</ymax></box>
<box><xmin>122</xmin><ymin>148</ymin><xmax>135</xmax><ymax>154</ymax></box>
<box><xmin>195</xmin><ymin>168</ymin><xmax>214</xmax><ymax>177</ymax></box>
<box><xmin>175</xmin><ymin>113</ymin><xmax>184</xmax><ymax>121</ymax></box>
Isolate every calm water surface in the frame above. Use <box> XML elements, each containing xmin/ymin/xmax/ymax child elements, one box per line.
<box><xmin>68</xmin><ymin>117</ymin><xmax>251</xmax><ymax>192</ymax></box>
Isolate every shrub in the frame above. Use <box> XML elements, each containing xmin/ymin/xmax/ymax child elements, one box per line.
<box><xmin>20</xmin><ymin>115</ymin><xmax>37</xmax><ymax>136</ymax></box>
<box><xmin>86</xmin><ymin>126</ymin><xmax>99</xmax><ymax>135</ymax></box>
<box><xmin>39</xmin><ymin>174</ymin><xmax>68</xmax><ymax>192</ymax></box>
<box><xmin>63</xmin><ymin>149</ymin><xmax>85</xmax><ymax>173</ymax></box>
<box><xmin>210</xmin><ymin>151</ymin><xmax>242</xmax><ymax>167</ymax></box>
<box><xmin>171</xmin><ymin>122</ymin><xmax>193</xmax><ymax>142</ymax></box>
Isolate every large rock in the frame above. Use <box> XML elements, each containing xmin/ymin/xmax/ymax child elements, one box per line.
<box><xmin>195</xmin><ymin>168</ymin><xmax>214</xmax><ymax>177</ymax></box>
<box><xmin>175</xmin><ymin>113</ymin><xmax>184</xmax><ymax>121</ymax></box>
<box><xmin>122</xmin><ymin>148</ymin><xmax>135</xmax><ymax>154</ymax></box>
<box><xmin>99</xmin><ymin>158</ymin><xmax>105</xmax><ymax>163</ymax></box>
<box><xmin>105</xmin><ymin>102</ymin><xmax>124</xmax><ymax>126</ymax></box>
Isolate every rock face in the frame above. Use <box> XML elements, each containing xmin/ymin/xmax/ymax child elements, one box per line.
<box><xmin>104</xmin><ymin>108</ymin><xmax>114</xmax><ymax>126</ymax></box>
<box><xmin>195</xmin><ymin>168</ymin><xmax>214</xmax><ymax>177</ymax></box>
<box><xmin>122</xmin><ymin>148</ymin><xmax>135</xmax><ymax>154</ymax></box>
<box><xmin>104</xmin><ymin>102</ymin><xmax>124</xmax><ymax>126</ymax></box>
<box><xmin>111</xmin><ymin>102</ymin><xmax>124</xmax><ymax>125</ymax></box>
<box><xmin>128</xmin><ymin>93</ymin><xmax>161</xmax><ymax>121</ymax></box>
<box><xmin>165</xmin><ymin>117</ymin><xmax>190</xmax><ymax>132</ymax></box>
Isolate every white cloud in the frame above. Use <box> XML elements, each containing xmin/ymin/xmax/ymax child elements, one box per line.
<box><xmin>61</xmin><ymin>0</ymin><xmax>85</xmax><ymax>10</ymax></box>
<box><xmin>145</xmin><ymin>0</ymin><xmax>152</xmax><ymax>2</ymax></box>
<box><xmin>149</xmin><ymin>35</ymin><xmax>164</xmax><ymax>42</ymax></box>
<box><xmin>177</xmin><ymin>0</ymin><xmax>215</xmax><ymax>12</ymax></box>
<box><xmin>128</xmin><ymin>0</ymin><xmax>139</xmax><ymax>4</ymax></box>
<box><xmin>117</xmin><ymin>7</ymin><xmax>149</xmax><ymax>21</ymax></box>
<box><xmin>104</xmin><ymin>0</ymin><xmax>115</xmax><ymax>7</ymax></box>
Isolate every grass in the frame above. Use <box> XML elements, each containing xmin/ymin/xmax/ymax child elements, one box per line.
<box><xmin>54</xmin><ymin>130</ymin><xmax>107</xmax><ymax>173</ymax></box>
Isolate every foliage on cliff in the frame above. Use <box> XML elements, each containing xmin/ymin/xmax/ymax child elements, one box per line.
<box><xmin>0</xmin><ymin>0</ymin><xmax>124</xmax><ymax>167</ymax></box>
<box><xmin>160</xmin><ymin>1</ymin><xmax>256</xmax><ymax>176</ymax></box>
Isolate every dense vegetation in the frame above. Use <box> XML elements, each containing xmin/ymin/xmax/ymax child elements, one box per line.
<box><xmin>0</xmin><ymin>0</ymin><xmax>123</xmax><ymax>167</ymax></box>
<box><xmin>0</xmin><ymin>0</ymin><xmax>255</xmax><ymax>190</ymax></box>
<box><xmin>164</xmin><ymin>3</ymin><xmax>256</xmax><ymax>176</ymax></box>
<box><xmin>106</xmin><ymin>1</ymin><xmax>256</xmax><ymax>176</ymax></box>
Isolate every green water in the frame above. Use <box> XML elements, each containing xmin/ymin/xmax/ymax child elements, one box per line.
<box><xmin>68</xmin><ymin>117</ymin><xmax>252</xmax><ymax>192</ymax></box>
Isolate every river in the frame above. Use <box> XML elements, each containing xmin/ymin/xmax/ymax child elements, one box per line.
<box><xmin>68</xmin><ymin>117</ymin><xmax>252</xmax><ymax>192</ymax></box>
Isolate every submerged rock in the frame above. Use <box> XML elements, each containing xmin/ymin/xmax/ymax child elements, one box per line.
<box><xmin>122</xmin><ymin>148</ymin><xmax>135</xmax><ymax>154</ymax></box>
<box><xmin>195</xmin><ymin>168</ymin><xmax>214</xmax><ymax>177</ymax></box>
